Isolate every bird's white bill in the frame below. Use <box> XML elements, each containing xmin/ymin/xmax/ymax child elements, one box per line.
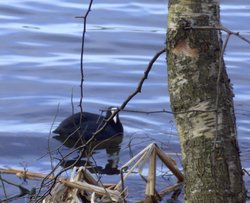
<box><xmin>111</xmin><ymin>107</ymin><xmax>118</xmax><ymax>123</ymax></box>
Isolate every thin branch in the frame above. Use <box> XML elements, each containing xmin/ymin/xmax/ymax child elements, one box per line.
<box><xmin>47</xmin><ymin>103</ymin><xmax>60</xmax><ymax>173</ymax></box>
<box><xmin>0</xmin><ymin>173</ymin><xmax>8</xmax><ymax>201</ymax></box>
<box><xmin>214</xmin><ymin>32</ymin><xmax>231</xmax><ymax>148</ymax></box>
<box><xmin>78</xmin><ymin>0</ymin><xmax>94</xmax><ymax>114</ymax></box>
<box><xmin>0</xmin><ymin>174</ymin><xmax>34</xmax><ymax>202</ymax></box>
<box><xmin>185</xmin><ymin>25</ymin><xmax>250</xmax><ymax>172</ymax></box>
<box><xmin>119</xmin><ymin>48</ymin><xmax>166</xmax><ymax>109</ymax></box>
<box><xmin>38</xmin><ymin>126</ymin><xmax>81</xmax><ymax>159</ymax></box>
<box><xmin>104</xmin><ymin>108</ymin><xmax>173</xmax><ymax>115</ymax></box>
<box><xmin>185</xmin><ymin>25</ymin><xmax>250</xmax><ymax>45</ymax></box>
<box><xmin>89</xmin><ymin>48</ymin><xmax>166</xmax><ymax>139</ymax></box>
<box><xmin>37</xmin><ymin>48</ymin><xmax>166</xmax><ymax>201</ymax></box>
<box><xmin>71</xmin><ymin>87</ymin><xmax>75</xmax><ymax>115</ymax></box>
<box><xmin>242</xmin><ymin>168</ymin><xmax>250</xmax><ymax>177</ymax></box>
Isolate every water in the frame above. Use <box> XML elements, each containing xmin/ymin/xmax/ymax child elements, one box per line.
<box><xmin>1</xmin><ymin>0</ymin><xmax>250</xmax><ymax>202</ymax></box>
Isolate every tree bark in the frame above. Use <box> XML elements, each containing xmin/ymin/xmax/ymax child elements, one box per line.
<box><xmin>166</xmin><ymin>0</ymin><xmax>246</xmax><ymax>202</ymax></box>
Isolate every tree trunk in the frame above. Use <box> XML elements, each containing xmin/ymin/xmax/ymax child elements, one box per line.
<box><xmin>166</xmin><ymin>0</ymin><xmax>246</xmax><ymax>202</ymax></box>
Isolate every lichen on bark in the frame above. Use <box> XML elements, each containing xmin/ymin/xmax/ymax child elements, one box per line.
<box><xmin>166</xmin><ymin>0</ymin><xmax>246</xmax><ymax>202</ymax></box>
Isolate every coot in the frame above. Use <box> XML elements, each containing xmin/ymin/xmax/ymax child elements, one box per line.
<box><xmin>53</xmin><ymin>107</ymin><xmax>123</xmax><ymax>142</ymax></box>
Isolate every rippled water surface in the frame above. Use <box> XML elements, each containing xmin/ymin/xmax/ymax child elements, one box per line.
<box><xmin>1</xmin><ymin>0</ymin><xmax>250</xmax><ymax>202</ymax></box>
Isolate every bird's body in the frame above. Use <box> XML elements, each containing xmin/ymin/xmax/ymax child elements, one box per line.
<box><xmin>53</xmin><ymin>107</ymin><xmax>123</xmax><ymax>142</ymax></box>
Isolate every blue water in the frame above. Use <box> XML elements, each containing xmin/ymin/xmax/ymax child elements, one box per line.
<box><xmin>1</xmin><ymin>0</ymin><xmax>250</xmax><ymax>202</ymax></box>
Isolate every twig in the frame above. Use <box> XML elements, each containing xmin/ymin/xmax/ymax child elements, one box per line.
<box><xmin>185</xmin><ymin>25</ymin><xmax>250</xmax><ymax>45</ymax></box>
<box><xmin>35</xmin><ymin>141</ymin><xmax>84</xmax><ymax>200</ymax></box>
<box><xmin>44</xmin><ymin>48</ymin><xmax>166</xmax><ymax>197</ymax></box>
<box><xmin>39</xmin><ymin>26</ymin><xmax>165</xmax><ymax>203</ymax></box>
<box><xmin>0</xmin><ymin>173</ymin><xmax>35</xmax><ymax>202</ymax></box>
<box><xmin>83</xmin><ymin>48</ymin><xmax>166</xmax><ymax>148</ymax></box>
<box><xmin>119</xmin><ymin>48</ymin><xmax>166</xmax><ymax>109</ymax></box>
<box><xmin>71</xmin><ymin>87</ymin><xmax>75</xmax><ymax>115</ymax></box>
<box><xmin>0</xmin><ymin>173</ymin><xmax>8</xmax><ymax>201</ymax></box>
<box><xmin>155</xmin><ymin>146</ymin><xmax>184</xmax><ymax>182</ymax></box>
<box><xmin>213</xmin><ymin>32</ymin><xmax>231</xmax><ymax>150</ymax></box>
<box><xmin>110</xmin><ymin>108</ymin><xmax>173</xmax><ymax>114</ymax></box>
<box><xmin>186</xmin><ymin>26</ymin><xmax>249</xmax><ymax>167</ymax></box>
<box><xmin>47</xmin><ymin>103</ymin><xmax>60</xmax><ymax>173</ymax></box>
<box><xmin>242</xmin><ymin>168</ymin><xmax>250</xmax><ymax>177</ymax></box>
<box><xmin>77</xmin><ymin>0</ymin><xmax>94</xmax><ymax>114</ymax></box>
<box><xmin>0</xmin><ymin>168</ymin><xmax>122</xmax><ymax>202</ymax></box>
<box><xmin>36</xmin><ymin>144</ymin><xmax>87</xmax><ymax>201</ymax></box>
<box><xmin>120</xmin><ymin>168</ymin><xmax>126</xmax><ymax>201</ymax></box>
<box><xmin>45</xmin><ymin>48</ymin><xmax>166</xmax><ymax>192</ymax></box>
<box><xmin>37</xmin><ymin>126</ymin><xmax>81</xmax><ymax>159</ymax></box>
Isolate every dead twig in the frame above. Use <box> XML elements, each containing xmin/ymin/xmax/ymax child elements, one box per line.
<box><xmin>242</xmin><ymin>168</ymin><xmax>250</xmax><ymax>177</ymax></box>
<box><xmin>47</xmin><ymin>103</ymin><xmax>60</xmax><ymax>173</ymax></box>
<box><xmin>0</xmin><ymin>167</ymin><xmax>123</xmax><ymax>203</ymax></box>
<box><xmin>43</xmin><ymin>48</ymin><xmax>166</xmax><ymax>199</ymax></box>
<box><xmin>0</xmin><ymin>172</ymin><xmax>36</xmax><ymax>202</ymax></box>
<box><xmin>0</xmin><ymin>172</ymin><xmax>8</xmax><ymax>201</ymax></box>
<box><xmin>185</xmin><ymin>25</ymin><xmax>250</xmax><ymax>45</ymax></box>
<box><xmin>83</xmin><ymin>48</ymin><xmax>166</xmax><ymax>149</ymax></box>
<box><xmin>76</xmin><ymin>0</ymin><xmax>94</xmax><ymax>114</ymax></box>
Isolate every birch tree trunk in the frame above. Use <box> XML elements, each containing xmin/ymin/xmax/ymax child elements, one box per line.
<box><xmin>166</xmin><ymin>0</ymin><xmax>246</xmax><ymax>202</ymax></box>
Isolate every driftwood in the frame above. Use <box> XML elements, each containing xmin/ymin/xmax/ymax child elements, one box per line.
<box><xmin>42</xmin><ymin>166</ymin><xmax>124</xmax><ymax>203</ymax></box>
<box><xmin>115</xmin><ymin>143</ymin><xmax>183</xmax><ymax>202</ymax></box>
<box><xmin>0</xmin><ymin>168</ymin><xmax>54</xmax><ymax>180</ymax></box>
<box><xmin>0</xmin><ymin>143</ymin><xmax>183</xmax><ymax>203</ymax></box>
<box><xmin>0</xmin><ymin>167</ymin><xmax>124</xmax><ymax>203</ymax></box>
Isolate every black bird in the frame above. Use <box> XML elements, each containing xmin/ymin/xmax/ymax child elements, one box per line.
<box><xmin>53</xmin><ymin>107</ymin><xmax>123</xmax><ymax>142</ymax></box>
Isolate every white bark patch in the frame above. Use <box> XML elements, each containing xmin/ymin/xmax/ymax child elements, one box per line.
<box><xmin>168</xmin><ymin>21</ymin><xmax>176</xmax><ymax>30</ymax></box>
<box><xmin>187</xmin><ymin>102</ymin><xmax>223</xmax><ymax>139</ymax></box>
<box><xmin>188</xmin><ymin>101</ymin><xmax>211</xmax><ymax>111</ymax></box>
<box><xmin>171</xmin><ymin>74</ymin><xmax>188</xmax><ymax>97</ymax></box>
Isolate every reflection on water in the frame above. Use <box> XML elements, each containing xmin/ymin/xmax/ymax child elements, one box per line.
<box><xmin>0</xmin><ymin>0</ymin><xmax>250</xmax><ymax>201</ymax></box>
<box><xmin>54</xmin><ymin>135</ymin><xmax>123</xmax><ymax>175</ymax></box>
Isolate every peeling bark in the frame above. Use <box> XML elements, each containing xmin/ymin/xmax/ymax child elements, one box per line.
<box><xmin>166</xmin><ymin>0</ymin><xmax>246</xmax><ymax>202</ymax></box>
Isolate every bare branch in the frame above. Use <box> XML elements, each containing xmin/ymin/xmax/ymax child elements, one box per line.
<box><xmin>78</xmin><ymin>0</ymin><xmax>94</xmax><ymax>114</ymax></box>
<box><xmin>185</xmin><ymin>25</ymin><xmax>250</xmax><ymax>44</ymax></box>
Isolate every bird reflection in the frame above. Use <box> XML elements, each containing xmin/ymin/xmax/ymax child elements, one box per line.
<box><xmin>53</xmin><ymin>134</ymin><xmax>123</xmax><ymax>175</ymax></box>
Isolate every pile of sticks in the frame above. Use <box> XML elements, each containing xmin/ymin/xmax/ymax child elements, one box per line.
<box><xmin>0</xmin><ymin>143</ymin><xmax>183</xmax><ymax>203</ymax></box>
